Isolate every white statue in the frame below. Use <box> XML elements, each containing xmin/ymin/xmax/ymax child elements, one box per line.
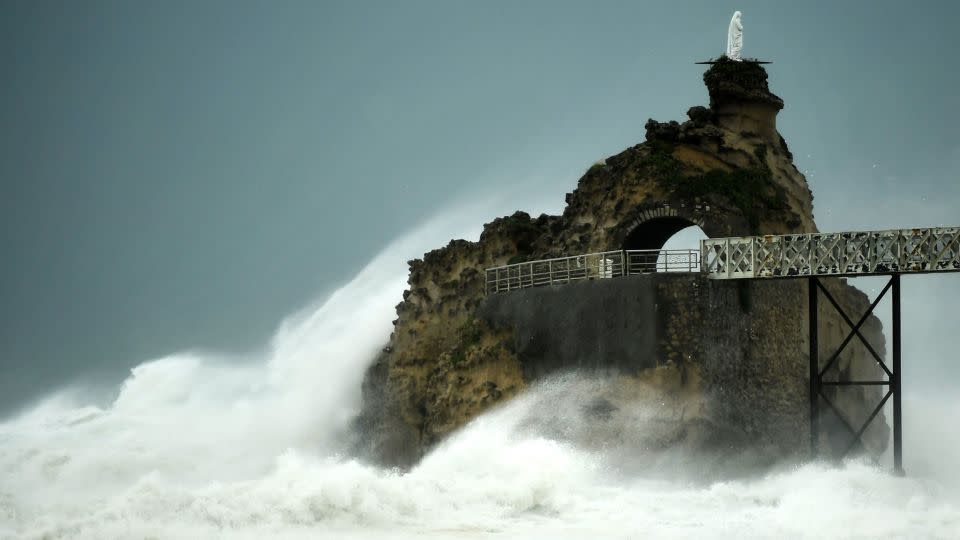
<box><xmin>726</xmin><ymin>11</ymin><xmax>743</xmax><ymax>61</ymax></box>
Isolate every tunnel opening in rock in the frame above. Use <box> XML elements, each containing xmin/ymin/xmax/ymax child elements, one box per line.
<box><xmin>623</xmin><ymin>217</ymin><xmax>697</xmax><ymax>252</ymax></box>
<box><xmin>622</xmin><ymin>217</ymin><xmax>707</xmax><ymax>273</ymax></box>
<box><xmin>658</xmin><ymin>224</ymin><xmax>709</xmax><ymax>272</ymax></box>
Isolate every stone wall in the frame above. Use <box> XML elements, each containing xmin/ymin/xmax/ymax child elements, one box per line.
<box><xmin>478</xmin><ymin>273</ymin><xmax>889</xmax><ymax>462</ymax></box>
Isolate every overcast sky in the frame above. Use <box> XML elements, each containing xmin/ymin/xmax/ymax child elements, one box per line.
<box><xmin>2</xmin><ymin>0</ymin><xmax>958</xmax><ymax>414</ymax></box>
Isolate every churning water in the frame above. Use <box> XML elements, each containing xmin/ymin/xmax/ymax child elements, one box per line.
<box><xmin>1</xmin><ymin>204</ymin><xmax>958</xmax><ymax>539</ymax></box>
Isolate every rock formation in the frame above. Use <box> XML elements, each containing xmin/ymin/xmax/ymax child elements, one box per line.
<box><xmin>352</xmin><ymin>59</ymin><xmax>888</xmax><ymax>469</ymax></box>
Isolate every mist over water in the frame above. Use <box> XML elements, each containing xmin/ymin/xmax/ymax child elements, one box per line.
<box><xmin>1</xmin><ymin>201</ymin><xmax>958</xmax><ymax>539</ymax></box>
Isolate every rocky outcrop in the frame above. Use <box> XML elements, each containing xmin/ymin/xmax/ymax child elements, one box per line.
<box><xmin>352</xmin><ymin>60</ymin><xmax>885</xmax><ymax>468</ymax></box>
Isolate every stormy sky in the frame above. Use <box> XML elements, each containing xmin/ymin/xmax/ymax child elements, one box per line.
<box><xmin>2</xmin><ymin>0</ymin><xmax>958</xmax><ymax>414</ymax></box>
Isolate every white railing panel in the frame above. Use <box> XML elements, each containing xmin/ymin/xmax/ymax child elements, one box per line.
<box><xmin>702</xmin><ymin>227</ymin><xmax>960</xmax><ymax>280</ymax></box>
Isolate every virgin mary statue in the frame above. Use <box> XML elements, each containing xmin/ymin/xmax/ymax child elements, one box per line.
<box><xmin>726</xmin><ymin>11</ymin><xmax>743</xmax><ymax>61</ymax></box>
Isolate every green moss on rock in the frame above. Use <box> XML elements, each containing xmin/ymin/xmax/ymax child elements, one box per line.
<box><xmin>647</xmin><ymin>144</ymin><xmax>788</xmax><ymax>233</ymax></box>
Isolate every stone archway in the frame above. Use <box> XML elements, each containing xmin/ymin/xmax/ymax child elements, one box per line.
<box><xmin>620</xmin><ymin>207</ymin><xmax>709</xmax><ymax>252</ymax></box>
<box><xmin>623</xmin><ymin>216</ymin><xmax>697</xmax><ymax>251</ymax></box>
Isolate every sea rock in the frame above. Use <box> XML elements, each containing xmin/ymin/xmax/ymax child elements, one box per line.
<box><xmin>351</xmin><ymin>61</ymin><xmax>886</xmax><ymax>468</ymax></box>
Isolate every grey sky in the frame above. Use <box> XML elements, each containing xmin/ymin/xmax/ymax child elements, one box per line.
<box><xmin>2</xmin><ymin>1</ymin><xmax>958</xmax><ymax>414</ymax></box>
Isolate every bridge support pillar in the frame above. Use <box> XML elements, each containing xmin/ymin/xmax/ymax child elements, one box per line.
<box><xmin>808</xmin><ymin>275</ymin><xmax>903</xmax><ymax>474</ymax></box>
<box><xmin>808</xmin><ymin>278</ymin><xmax>819</xmax><ymax>458</ymax></box>
<box><xmin>892</xmin><ymin>275</ymin><xmax>904</xmax><ymax>476</ymax></box>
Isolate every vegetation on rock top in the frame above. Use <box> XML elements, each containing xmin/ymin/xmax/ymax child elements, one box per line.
<box><xmin>703</xmin><ymin>57</ymin><xmax>771</xmax><ymax>93</ymax></box>
<box><xmin>646</xmin><ymin>140</ymin><xmax>788</xmax><ymax>233</ymax></box>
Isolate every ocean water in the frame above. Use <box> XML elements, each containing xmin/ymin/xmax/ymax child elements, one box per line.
<box><xmin>1</xmin><ymin>207</ymin><xmax>958</xmax><ymax>539</ymax></box>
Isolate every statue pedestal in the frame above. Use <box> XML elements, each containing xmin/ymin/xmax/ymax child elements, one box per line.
<box><xmin>696</xmin><ymin>57</ymin><xmax>771</xmax><ymax>65</ymax></box>
<box><xmin>701</xmin><ymin>58</ymin><xmax>783</xmax><ymax>143</ymax></box>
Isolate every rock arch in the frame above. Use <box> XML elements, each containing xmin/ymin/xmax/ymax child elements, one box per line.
<box><xmin>624</xmin><ymin>216</ymin><xmax>698</xmax><ymax>251</ymax></box>
<box><xmin>613</xmin><ymin>203</ymin><xmax>731</xmax><ymax>254</ymax></box>
<box><xmin>621</xmin><ymin>206</ymin><xmax>707</xmax><ymax>251</ymax></box>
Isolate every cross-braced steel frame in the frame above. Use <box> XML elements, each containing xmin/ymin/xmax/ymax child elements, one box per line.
<box><xmin>702</xmin><ymin>226</ymin><xmax>959</xmax><ymax>475</ymax></box>
<box><xmin>808</xmin><ymin>275</ymin><xmax>903</xmax><ymax>475</ymax></box>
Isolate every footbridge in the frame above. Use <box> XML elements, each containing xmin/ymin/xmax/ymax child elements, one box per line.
<box><xmin>485</xmin><ymin>226</ymin><xmax>960</xmax><ymax>475</ymax></box>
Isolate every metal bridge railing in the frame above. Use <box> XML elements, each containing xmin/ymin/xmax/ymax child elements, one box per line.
<box><xmin>485</xmin><ymin>249</ymin><xmax>700</xmax><ymax>295</ymax></box>
<box><xmin>702</xmin><ymin>227</ymin><xmax>960</xmax><ymax>279</ymax></box>
<box><xmin>627</xmin><ymin>249</ymin><xmax>702</xmax><ymax>274</ymax></box>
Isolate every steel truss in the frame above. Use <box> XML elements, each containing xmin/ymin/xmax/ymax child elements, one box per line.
<box><xmin>809</xmin><ymin>275</ymin><xmax>903</xmax><ymax>475</ymax></box>
<box><xmin>703</xmin><ymin>227</ymin><xmax>960</xmax><ymax>279</ymax></box>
